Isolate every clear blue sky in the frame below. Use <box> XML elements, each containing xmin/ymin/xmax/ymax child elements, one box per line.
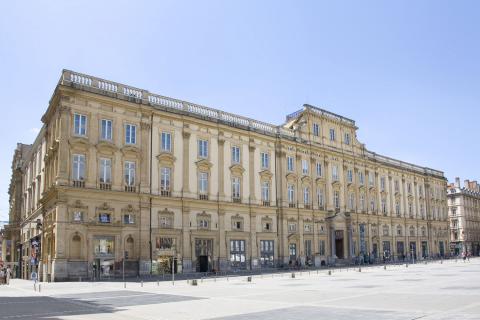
<box><xmin>1</xmin><ymin>0</ymin><xmax>479</xmax><ymax>224</ymax></box>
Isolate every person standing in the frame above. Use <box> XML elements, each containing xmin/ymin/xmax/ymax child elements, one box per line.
<box><xmin>6</xmin><ymin>267</ymin><xmax>11</xmax><ymax>285</ymax></box>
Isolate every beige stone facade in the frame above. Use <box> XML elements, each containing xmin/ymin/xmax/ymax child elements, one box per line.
<box><xmin>9</xmin><ymin>70</ymin><xmax>450</xmax><ymax>281</ymax></box>
<box><xmin>447</xmin><ymin>178</ymin><xmax>480</xmax><ymax>256</ymax></box>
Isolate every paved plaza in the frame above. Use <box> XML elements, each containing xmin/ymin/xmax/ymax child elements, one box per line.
<box><xmin>1</xmin><ymin>259</ymin><xmax>479</xmax><ymax>320</ymax></box>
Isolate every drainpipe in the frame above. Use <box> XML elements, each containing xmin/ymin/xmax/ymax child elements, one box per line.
<box><xmin>149</xmin><ymin>113</ymin><xmax>153</xmax><ymax>274</ymax></box>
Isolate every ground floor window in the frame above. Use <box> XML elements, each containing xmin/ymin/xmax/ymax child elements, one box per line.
<box><xmin>156</xmin><ymin>237</ymin><xmax>174</xmax><ymax>250</ymax></box>
<box><xmin>93</xmin><ymin>236</ymin><xmax>114</xmax><ymax>257</ymax></box>
<box><xmin>397</xmin><ymin>241</ymin><xmax>405</xmax><ymax>259</ymax></box>
<box><xmin>289</xmin><ymin>243</ymin><xmax>297</xmax><ymax>262</ymax></box>
<box><xmin>421</xmin><ymin>241</ymin><xmax>428</xmax><ymax>258</ymax></box>
<box><xmin>319</xmin><ymin>240</ymin><xmax>326</xmax><ymax>256</ymax></box>
<box><xmin>260</xmin><ymin>240</ymin><xmax>274</xmax><ymax>267</ymax></box>
<box><xmin>304</xmin><ymin>240</ymin><xmax>312</xmax><ymax>265</ymax></box>
<box><xmin>230</xmin><ymin>240</ymin><xmax>246</xmax><ymax>269</ymax></box>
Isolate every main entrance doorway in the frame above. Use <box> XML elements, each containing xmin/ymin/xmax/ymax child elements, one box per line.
<box><xmin>195</xmin><ymin>239</ymin><xmax>213</xmax><ymax>272</ymax></box>
<box><xmin>335</xmin><ymin>230</ymin><xmax>344</xmax><ymax>259</ymax></box>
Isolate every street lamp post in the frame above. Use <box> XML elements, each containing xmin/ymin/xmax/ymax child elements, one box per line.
<box><xmin>172</xmin><ymin>245</ymin><xmax>176</xmax><ymax>285</ymax></box>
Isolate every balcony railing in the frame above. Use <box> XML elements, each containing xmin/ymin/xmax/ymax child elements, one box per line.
<box><xmin>72</xmin><ymin>180</ymin><xmax>85</xmax><ymax>188</ymax></box>
<box><xmin>124</xmin><ymin>185</ymin><xmax>136</xmax><ymax>193</ymax></box>
<box><xmin>262</xmin><ymin>201</ymin><xmax>270</xmax><ymax>207</ymax></box>
<box><xmin>160</xmin><ymin>190</ymin><xmax>171</xmax><ymax>197</ymax></box>
<box><xmin>289</xmin><ymin>203</ymin><xmax>296</xmax><ymax>208</ymax></box>
<box><xmin>232</xmin><ymin>197</ymin><xmax>241</xmax><ymax>203</ymax></box>
<box><xmin>99</xmin><ymin>183</ymin><xmax>111</xmax><ymax>190</ymax></box>
<box><xmin>199</xmin><ymin>194</ymin><xmax>209</xmax><ymax>200</ymax></box>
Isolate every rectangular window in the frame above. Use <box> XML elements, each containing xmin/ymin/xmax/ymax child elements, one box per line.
<box><xmin>260</xmin><ymin>240</ymin><xmax>274</xmax><ymax>267</ymax></box>
<box><xmin>232</xmin><ymin>177</ymin><xmax>241</xmax><ymax>199</ymax></box>
<box><xmin>72</xmin><ymin>154</ymin><xmax>85</xmax><ymax>181</ymax></box>
<box><xmin>316</xmin><ymin>162</ymin><xmax>322</xmax><ymax>177</ymax></box>
<box><xmin>332</xmin><ymin>165</ymin><xmax>339</xmax><ymax>181</ymax></box>
<box><xmin>304</xmin><ymin>239</ymin><xmax>312</xmax><ymax>258</ymax></box>
<box><xmin>313</xmin><ymin>123</ymin><xmax>320</xmax><ymax>136</ymax></box>
<box><xmin>394</xmin><ymin>180</ymin><xmax>400</xmax><ymax>193</ymax></box>
<box><xmin>381</xmin><ymin>199</ymin><xmax>387</xmax><ymax>214</ymax></box>
<box><xmin>303</xmin><ymin>187</ymin><xmax>310</xmax><ymax>206</ymax></box>
<box><xmin>160</xmin><ymin>167</ymin><xmax>171</xmax><ymax>192</ymax></box>
<box><xmin>230</xmin><ymin>240</ymin><xmax>246</xmax><ymax>267</ymax></box>
<box><xmin>261</xmin><ymin>181</ymin><xmax>270</xmax><ymax>202</ymax></box>
<box><xmin>231</xmin><ymin>146</ymin><xmax>240</xmax><ymax>164</ymax></box>
<box><xmin>359</xmin><ymin>172</ymin><xmax>364</xmax><ymax>185</ymax></box>
<box><xmin>344</xmin><ymin>133</ymin><xmax>351</xmax><ymax>145</ymax></box>
<box><xmin>360</xmin><ymin>194</ymin><xmax>365</xmax><ymax>211</ymax></box>
<box><xmin>74</xmin><ymin>113</ymin><xmax>87</xmax><ymax>136</ymax></box>
<box><xmin>369</xmin><ymin>172</ymin><xmax>375</xmax><ymax>187</ymax></box>
<box><xmin>161</xmin><ymin>132</ymin><xmax>172</xmax><ymax>152</ymax></box>
<box><xmin>319</xmin><ymin>240</ymin><xmax>326</xmax><ymax>256</ymax></box>
<box><xmin>370</xmin><ymin>197</ymin><xmax>376</xmax><ymax>212</ymax></box>
<box><xmin>334</xmin><ymin>191</ymin><xmax>340</xmax><ymax>209</ymax></box>
<box><xmin>93</xmin><ymin>236</ymin><xmax>114</xmax><ymax>255</ymax></box>
<box><xmin>156</xmin><ymin>237</ymin><xmax>174</xmax><ymax>250</ymax></box>
<box><xmin>288</xmin><ymin>184</ymin><xmax>295</xmax><ymax>204</ymax></box>
<box><xmin>287</xmin><ymin>156</ymin><xmax>294</xmax><ymax>172</ymax></box>
<box><xmin>125</xmin><ymin>124</ymin><xmax>136</xmax><ymax>144</ymax></box>
<box><xmin>124</xmin><ymin>161</ymin><xmax>136</xmax><ymax>186</ymax></box>
<box><xmin>302</xmin><ymin>159</ymin><xmax>309</xmax><ymax>175</ymax></box>
<box><xmin>99</xmin><ymin>158</ymin><xmax>112</xmax><ymax>183</ymax></box>
<box><xmin>159</xmin><ymin>216</ymin><xmax>172</xmax><ymax>228</ymax></box>
<box><xmin>349</xmin><ymin>193</ymin><xmax>355</xmax><ymax>210</ymax></box>
<box><xmin>347</xmin><ymin>169</ymin><xmax>353</xmax><ymax>183</ymax></box>
<box><xmin>198</xmin><ymin>139</ymin><xmax>208</xmax><ymax>158</ymax></box>
<box><xmin>329</xmin><ymin>128</ymin><xmax>336</xmax><ymax>141</ymax></box>
<box><xmin>396</xmin><ymin>202</ymin><xmax>401</xmax><ymax>216</ymax></box>
<box><xmin>123</xmin><ymin>214</ymin><xmax>135</xmax><ymax>224</ymax></box>
<box><xmin>73</xmin><ymin>211</ymin><xmax>83</xmax><ymax>222</ymax></box>
<box><xmin>100</xmin><ymin>119</ymin><xmax>112</xmax><ymax>140</ymax></box>
<box><xmin>261</xmin><ymin>152</ymin><xmax>269</xmax><ymax>169</ymax></box>
<box><xmin>380</xmin><ymin>177</ymin><xmax>386</xmax><ymax>191</ymax></box>
<box><xmin>199</xmin><ymin>172</ymin><xmax>208</xmax><ymax>194</ymax></box>
<box><xmin>317</xmin><ymin>189</ymin><xmax>324</xmax><ymax>208</ymax></box>
<box><xmin>288</xmin><ymin>223</ymin><xmax>297</xmax><ymax>233</ymax></box>
<box><xmin>99</xmin><ymin>213</ymin><xmax>111</xmax><ymax>223</ymax></box>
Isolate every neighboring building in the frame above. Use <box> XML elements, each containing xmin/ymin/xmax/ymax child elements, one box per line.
<box><xmin>3</xmin><ymin>143</ymin><xmax>31</xmax><ymax>277</ymax></box>
<box><xmin>447</xmin><ymin>178</ymin><xmax>480</xmax><ymax>256</ymax></box>
<box><xmin>9</xmin><ymin>70</ymin><xmax>450</xmax><ymax>281</ymax></box>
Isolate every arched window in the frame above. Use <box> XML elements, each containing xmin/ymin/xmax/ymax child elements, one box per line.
<box><xmin>70</xmin><ymin>234</ymin><xmax>81</xmax><ymax>259</ymax></box>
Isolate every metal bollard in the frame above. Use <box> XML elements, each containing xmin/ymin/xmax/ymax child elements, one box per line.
<box><xmin>124</xmin><ymin>282</ymin><xmax>126</xmax><ymax>289</ymax></box>
<box><xmin>34</xmin><ymin>283</ymin><xmax>37</xmax><ymax>292</ymax></box>
<box><xmin>39</xmin><ymin>284</ymin><xmax>41</xmax><ymax>293</ymax></box>
<box><xmin>247</xmin><ymin>276</ymin><xmax>252</xmax><ymax>282</ymax></box>
<box><xmin>291</xmin><ymin>273</ymin><xmax>295</xmax><ymax>279</ymax></box>
<box><xmin>141</xmin><ymin>281</ymin><xmax>143</xmax><ymax>287</ymax></box>
<box><xmin>328</xmin><ymin>270</ymin><xmax>331</xmax><ymax>276</ymax></box>
<box><xmin>359</xmin><ymin>267</ymin><xmax>361</xmax><ymax>272</ymax></box>
<box><xmin>384</xmin><ymin>265</ymin><xmax>387</xmax><ymax>270</ymax></box>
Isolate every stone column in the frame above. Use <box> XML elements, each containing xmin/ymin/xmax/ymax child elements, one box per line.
<box><xmin>218</xmin><ymin>210</ymin><xmax>227</xmax><ymax>270</ymax></box>
<box><xmin>56</xmin><ymin>106</ymin><xmax>70</xmax><ymax>186</ymax></box>
<box><xmin>250</xmin><ymin>213</ymin><xmax>258</xmax><ymax>269</ymax></box>
<box><xmin>52</xmin><ymin>203</ymin><xmax>68</xmax><ymax>281</ymax></box>
<box><xmin>248</xmin><ymin>140</ymin><xmax>256</xmax><ymax>203</ymax></box>
<box><xmin>325</xmin><ymin>161</ymin><xmax>333</xmax><ymax>211</ymax></box>
<box><xmin>140</xmin><ymin>121</ymin><xmax>151</xmax><ymax>193</ymax></box>
<box><xmin>218</xmin><ymin>136</ymin><xmax>225</xmax><ymax>201</ymax></box>
<box><xmin>347</xmin><ymin>223</ymin><xmax>353</xmax><ymax>259</ymax></box>
<box><xmin>182</xmin><ymin>208</ymin><xmax>192</xmax><ymax>272</ymax></box>
<box><xmin>182</xmin><ymin>129</ymin><xmax>191</xmax><ymax>196</ymax></box>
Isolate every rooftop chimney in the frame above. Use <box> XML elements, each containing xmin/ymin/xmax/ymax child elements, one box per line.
<box><xmin>455</xmin><ymin>177</ymin><xmax>461</xmax><ymax>188</ymax></box>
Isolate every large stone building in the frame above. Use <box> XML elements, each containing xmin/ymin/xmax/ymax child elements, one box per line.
<box><xmin>447</xmin><ymin>178</ymin><xmax>480</xmax><ymax>256</ymax></box>
<box><xmin>8</xmin><ymin>70</ymin><xmax>450</xmax><ymax>281</ymax></box>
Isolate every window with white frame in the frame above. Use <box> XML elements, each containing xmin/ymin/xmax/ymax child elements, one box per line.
<box><xmin>232</xmin><ymin>177</ymin><xmax>241</xmax><ymax>199</ymax></box>
<box><xmin>344</xmin><ymin>133</ymin><xmax>351</xmax><ymax>145</ymax></box>
<box><xmin>359</xmin><ymin>172</ymin><xmax>365</xmax><ymax>185</ymax></box>
<box><xmin>100</xmin><ymin>119</ymin><xmax>112</xmax><ymax>140</ymax></box>
<box><xmin>301</xmin><ymin>159</ymin><xmax>309</xmax><ymax>175</ymax></box>
<box><xmin>123</xmin><ymin>214</ymin><xmax>135</xmax><ymax>224</ymax></box>
<box><xmin>72</xmin><ymin>154</ymin><xmax>85</xmax><ymax>181</ymax></box>
<box><xmin>334</xmin><ymin>190</ymin><xmax>340</xmax><ymax>209</ymax></box>
<box><xmin>332</xmin><ymin>165</ymin><xmax>339</xmax><ymax>181</ymax></box>
<box><xmin>349</xmin><ymin>193</ymin><xmax>355</xmax><ymax>210</ymax></box>
<box><xmin>74</xmin><ymin>113</ymin><xmax>87</xmax><ymax>136</ymax></box>
<box><xmin>381</xmin><ymin>198</ymin><xmax>387</xmax><ymax>214</ymax></box>
<box><xmin>124</xmin><ymin>161</ymin><xmax>136</xmax><ymax>186</ymax></box>
<box><xmin>125</xmin><ymin>124</ymin><xmax>136</xmax><ymax>144</ymax></box>
<box><xmin>380</xmin><ymin>177</ymin><xmax>386</xmax><ymax>191</ymax></box>
<box><xmin>73</xmin><ymin>211</ymin><xmax>83</xmax><ymax>222</ymax></box>
<box><xmin>313</xmin><ymin>123</ymin><xmax>320</xmax><ymax>136</ymax></box>
<box><xmin>199</xmin><ymin>172</ymin><xmax>208</xmax><ymax>194</ymax></box>
<box><xmin>261</xmin><ymin>152</ymin><xmax>269</xmax><ymax>169</ymax></box>
<box><xmin>360</xmin><ymin>193</ymin><xmax>365</xmax><ymax>211</ymax></box>
<box><xmin>368</xmin><ymin>172</ymin><xmax>375</xmax><ymax>187</ymax></box>
<box><xmin>261</xmin><ymin>181</ymin><xmax>270</xmax><ymax>202</ymax></box>
<box><xmin>288</xmin><ymin>222</ymin><xmax>297</xmax><ymax>233</ymax></box>
<box><xmin>329</xmin><ymin>128</ymin><xmax>336</xmax><ymax>141</ymax></box>
<box><xmin>316</xmin><ymin>162</ymin><xmax>322</xmax><ymax>177</ymax></box>
<box><xmin>198</xmin><ymin>139</ymin><xmax>208</xmax><ymax>158</ymax></box>
<box><xmin>198</xmin><ymin>219</ymin><xmax>209</xmax><ymax>229</ymax></box>
<box><xmin>231</xmin><ymin>146</ymin><xmax>240</xmax><ymax>164</ymax></box>
<box><xmin>303</xmin><ymin>187</ymin><xmax>310</xmax><ymax>206</ymax></box>
<box><xmin>99</xmin><ymin>158</ymin><xmax>112</xmax><ymax>183</ymax></box>
<box><xmin>317</xmin><ymin>189</ymin><xmax>324</xmax><ymax>207</ymax></box>
<box><xmin>161</xmin><ymin>132</ymin><xmax>172</xmax><ymax>152</ymax></box>
<box><xmin>347</xmin><ymin>169</ymin><xmax>353</xmax><ymax>183</ymax></box>
<box><xmin>287</xmin><ymin>184</ymin><xmax>295</xmax><ymax>204</ymax></box>
<box><xmin>287</xmin><ymin>156</ymin><xmax>294</xmax><ymax>172</ymax></box>
<box><xmin>159</xmin><ymin>215</ymin><xmax>173</xmax><ymax>228</ymax></box>
<box><xmin>160</xmin><ymin>167</ymin><xmax>171</xmax><ymax>192</ymax></box>
<box><xmin>304</xmin><ymin>224</ymin><xmax>312</xmax><ymax>233</ymax></box>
